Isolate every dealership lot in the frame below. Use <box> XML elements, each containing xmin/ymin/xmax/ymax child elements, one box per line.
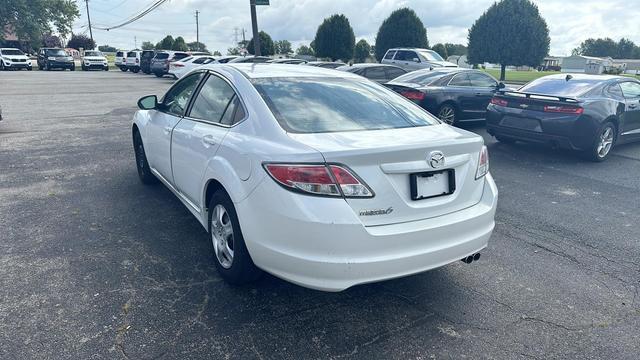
<box><xmin>1</xmin><ymin>71</ymin><xmax>639</xmax><ymax>359</ymax></box>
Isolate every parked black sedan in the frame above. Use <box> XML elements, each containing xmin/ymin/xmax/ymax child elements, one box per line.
<box><xmin>336</xmin><ymin>63</ymin><xmax>407</xmax><ymax>84</ymax></box>
<box><xmin>487</xmin><ymin>74</ymin><xmax>640</xmax><ymax>161</ymax></box>
<box><xmin>385</xmin><ymin>68</ymin><xmax>503</xmax><ymax>124</ymax></box>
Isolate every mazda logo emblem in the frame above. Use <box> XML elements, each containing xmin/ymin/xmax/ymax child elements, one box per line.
<box><xmin>429</xmin><ymin>151</ymin><xmax>445</xmax><ymax>168</ymax></box>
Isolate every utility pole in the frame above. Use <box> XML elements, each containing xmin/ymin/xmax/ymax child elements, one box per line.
<box><xmin>85</xmin><ymin>0</ymin><xmax>94</xmax><ymax>44</ymax></box>
<box><xmin>134</xmin><ymin>36</ymin><xmax>137</xmax><ymax>49</ymax></box>
<box><xmin>195</xmin><ymin>10</ymin><xmax>200</xmax><ymax>46</ymax></box>
<box><xmin>249</xmin><ymin>0</ymin><xmax>261</xmax><ymax>56</ymax></box>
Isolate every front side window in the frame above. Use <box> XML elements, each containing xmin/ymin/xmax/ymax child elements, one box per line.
<box><xmin>619</xmin><ymin>82</ymin><xmax>640</xmax><ymax>98</ymax></box>
<box><xmin>252</xmin><ymin>77</ymin><xmax>438</xmax><ymax>133</ymax></box>
<box><xmin>189</xmin><ymin>75</ymin><xmax>237</xmax><ymax>124</ymax></box>
<box><xmin>161</xmin><ymin>72</ymin><xmax>204</xmax><ymax>116</ymax></box>
<box><xmin>448</xmin><ymin>73</ymin><xmax>471</xmax><ymax>87</ymax></box>
<box><xmin>395</xmin><ymin>51</ymin><xmax>418</xmax><ymax>62</ymax></box>
<box><xmin>469</xmin><ymin>72</ymin><xmax>497</xmax><ymax>87</ymax></box>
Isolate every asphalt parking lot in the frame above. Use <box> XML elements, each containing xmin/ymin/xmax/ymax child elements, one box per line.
<box><xmin>1</xmin><ymin>70</ymin><xmax>639</xmax><ymax>359</ymax></box>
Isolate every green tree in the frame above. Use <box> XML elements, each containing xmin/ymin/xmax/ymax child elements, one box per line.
<box><xmin>247</xmin><ymin>31</ymin><xmax>275</xmax><ymax>56</ymax></box>
<box><xmin>353</xmin><ymin>39</ymin><xmax>371</xmax><ymax>63</ymax></box>
<box><xmin>432</xmin><ymin>43</ymin><xmax>447</xmax><ymax>58</ymax></box>
<box><xmin>172</xmin><ymin>36</ymin><xmax>188</xmax><ymax>51</ymax></box>
<box><xmin>617</xmin><ymin>38</ymin><xmax>636</xmax><ymax>59</ymax></box>
<box><xmin>187</xmin><ymin>41</ymin><xmax>207</xmax><ymax>52</ymax></box>
<box><xmin>573</xmin><ymin>38</ymin><xmax>639</xmax><ymax>59</ymax></box>
<box><xmin>213</xmin><ymin>50</ymin><xmax>222</xmax><ymax>56</ymax></box>
<box><xmin>66</xmin><ymin>33</ymin><xmax>95</xmax><ymax>50</ymax></box>
<box><xmin>314</xmin><ymin>14</ymin><xmax>355</xmax><ymax>61</ymax></box>
<box><xmin>296</xmin><ymin>44</ymin><xmax>315</xmax><ymax>56</ymax></box>
<box><xmin>156</xmin><ymin>35</ymin><xmax>174</xmax><ymax>50</ymax></box>
<box><xmin>375</xmin><ymin>8</ymin><xmax>428</xmax><ymax>61</ymax></box>
<box><xmin>0</xmin><ymin>0</ymin><xmax>79</xmax><ymax>48</ymax></box>
<box><xmin>227</xmin><ymin>47</ymin><xmax>241</xmax><ymax>55</ymax></box>
<box><xmin>98</xmin><ymin>45</ymin><xmax>117</xmax><ymax>53</ymax></box>
<box><xmin>274</xmin><ymin>40</ymin><xmax>293</xmax><ymax>54</ymax></box>
<box><xmin>468</xmin><ymin>0</ymin><xmax>550</xmax><ymax>81</ymax></box>
<box><xmin>141</xmin><ymin>41</ymin><xmax>155</xmax><ymax>50</ymax></box>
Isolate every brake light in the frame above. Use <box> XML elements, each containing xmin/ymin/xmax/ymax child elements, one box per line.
<box><xmin>400</xmin><ymin>90</ymin><xmax>426</xmax><ymax>101</ymax></box>
<box><xmin>264</xmin><ymin>164</ymin><xmax>373</xmax><ymax>198</ymax></box>
<box><xmin>490</xmin><ymin>97</ymin><xmax>508</xmax><ymax>107</ymax></box>
<box><xmin>173</xmin><ymin>63</ymin><xmax>184</xmax><ymax>67</ymax></box>
<box><xmin>543</xmin><ymin>105</ymin><xmax>583</xmax><ymax>114</ymax></box>
<box><xmin>475</xmin><ymin>146</ymin><xmax>489</xmax><ymax>180</ymax></box>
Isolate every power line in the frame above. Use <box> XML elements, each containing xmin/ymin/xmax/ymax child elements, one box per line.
<box><xmin>92</xmin><ymin>0</ymin><xmax>169</xmax><ymax>31</ymax></box>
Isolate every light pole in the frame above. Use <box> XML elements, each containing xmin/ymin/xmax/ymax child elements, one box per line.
<box><xmin>195</xmin><ymin>10</ymin><xmax>200</xmax><ymax>47</ymax></box>
<box><xmin>249</xmin><ymin>0</ymin><xmax>261</xmax><ymax>56</ymax></box>
<box><xmin>85</xmin><ymin>0</ymin><xmax>94</xmax><ymax>45</ymax></box>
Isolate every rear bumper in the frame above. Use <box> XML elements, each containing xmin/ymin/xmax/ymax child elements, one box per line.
<box><xmin>236</xmin><ymin>173</ymin><xmax>498</xmax><ymax>292</ymax></box>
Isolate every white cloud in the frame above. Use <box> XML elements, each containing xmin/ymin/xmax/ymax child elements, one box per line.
<box><xmin>75</xmin><ymin>0</ymin><xmax>640</xmax><ymax>56</ymax></box>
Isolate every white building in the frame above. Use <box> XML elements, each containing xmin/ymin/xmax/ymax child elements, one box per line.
<box><xmin>561</xmin><ymin>55</ymin><xmax>613</xmax><ymax>74</ymax></box>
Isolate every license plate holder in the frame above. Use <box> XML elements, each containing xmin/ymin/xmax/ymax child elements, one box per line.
<box><xmin>410</xmin><ymin>169</ymin><xmax>456</xmax><ymax>201</ymax></box>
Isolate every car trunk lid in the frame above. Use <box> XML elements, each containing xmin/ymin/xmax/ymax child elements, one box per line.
<box><xmin>288</xmin><ymin>125</ymin><xmax>486</xmax><ymax>226</ymax></box>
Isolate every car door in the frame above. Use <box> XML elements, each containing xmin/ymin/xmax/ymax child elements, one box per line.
<box><xmin>171</xmin><ymin>72</ymin><xmax>246</xmax><ymax>209</ymax></box>
<box><xmin>145</xmin><ymin>72</ymin><xmax>205</xmax><ymax>184</ymax></box>
<box><xmin>468</xmin><ymin>72</ymin><xmax>499</xmax><ymax>116</ymax></box>
<box><xmin>619</xmin><ymin>81</ymin><xmax>640</xmax><ymax>138</ymax></box>
<box><xmin>395</xmin><ymin>50</ymin><xmax>421</xmax><ymax>71</ymax></box>
<box><xmin>445</xmin><ymin>72</ymin><xmax>475</xmax><ymax>119</ymax></box>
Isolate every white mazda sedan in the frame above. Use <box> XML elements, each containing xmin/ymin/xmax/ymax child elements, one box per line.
<box><xmin>132</xmin><ymin>64</ymin><xmax>497</xmax><ymax>292</ymax></box>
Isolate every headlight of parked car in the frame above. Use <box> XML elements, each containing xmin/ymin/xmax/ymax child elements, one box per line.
<box><xmin>47</xmin><ymin>57</ymin><xmax>56</xmax><ymax>61</ymax></box>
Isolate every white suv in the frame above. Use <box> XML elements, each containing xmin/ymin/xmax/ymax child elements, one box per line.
<box><xmin>381</xmin><ymin>48</ymin><xmax>458</xmax><ymax>71</ymax></box>
<box><xmin>125</xmin><ymin>51</ymin><xmax>142</xmax><ymax>73</ymax></box>
<box><xmin>0</xmin><ymin>48</ymin><xmax>32</xmax><ymax>71</ymax></box>
<box><xmin>81</xmin><ymin>50</ymin><xmax>109</xmax><ymax>71</ymax></box>
<box><xmin>115</xmin><ymin>50</ymin><xmax>128</xmax><ymax>71</ymax></box>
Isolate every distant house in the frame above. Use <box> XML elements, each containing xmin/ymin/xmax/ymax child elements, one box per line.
<box><xmin>539</xmin><ymin>56</ymin><xmax>562</xmax><ymax>71</ymax></box>
<box><xmin>561</xmin><ymin>55</ymin><xmax>613</xmax><ymax>74</ymax></box>
<box><xmin>446</xmin><ymin>55</ymin><xmax>472</xmax><ymax>68</ymax></box>
<box><xmin>611</xmin><ymin>59</ymin><xmax>640</xmax><ymax>75</ymax></box>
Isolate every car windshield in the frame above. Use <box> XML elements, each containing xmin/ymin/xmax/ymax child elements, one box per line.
<box><xmin>418</xmin><ymin>50</ymin><xmax>444</xmax><ymax>62</ymax></box>
<box><xmin>46</xmin><ymin>49</ymin><xmax>67</xmax><ymax>56</ymax></box>
<box><xmin>391</xmin><ymin>70</ymin><xmax>448</xmax><ymax>85</ymax></box>
<box><xmin>252</xmin><ymin>77</ymin><xmax>438</xmax><ymax>133</ymax></box>
<box><xmin>519</xmin><ymin>78</ymin><xmax>601</xmax><ymax>97</ymax></box>
<box><xmin>84</xmin><ymin>51</ymin><xmax>101</xmax><ymax>57</ymax></box>
<box><xmin>2</xmin><ymin>49</ymin><xmax>24</xmax><ymax>55</ymax></box>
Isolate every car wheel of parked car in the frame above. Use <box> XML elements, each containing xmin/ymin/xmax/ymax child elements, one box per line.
<box><xmin>0</xmin><ymin>62</ymin><xmax>5</xmax><ymax>71</ymax></box>
<box><xmin>104</xmin><ymin>66</ymin><xmax>109</xmax><ymax>71</ymax></box>
<box><xmin>132</xmin><ymin>68</ymin><xmax>140</xmax><ymax>74</ymax></box>
<box><xmin>208</xmin><ymin>190</ymin><xmax>262</xmax><ymax>284</ymax></box>
<box><xmin>82</xmin><ymin>65</ymin><xmax>87</xmax><ymax>71</ymax></box>
<box><xmin>133</xmin><ymin>131</ymin><xmax>158</xmax><ymax>185</ymax></box>
<box><xmin>44</xmin><ymin>63</ymin><xmax>50</xmax><ymax>71</ymax></box>
<box><xmin>154</xmin><ymin>72</ymin><xmax>163</xmax><ymax>78</ymax></box>
<box><xmin>70</xmin><ymin>65</ymin><xmax>75</xmax><ymax>71</ymax></box>
<box><xmin>437</xmin><ymin>103</ymin><xmax>457</xmax><ymax>125</ymax></box>
<box><xmin>120</xmin><ymin>67</ymin><xmax>127</xmax><ymax>72</ymax></box>
<box><xmin>586</xmin><ymin>122</ymin><xmax>616</xmax><ymax>162</ymax></box>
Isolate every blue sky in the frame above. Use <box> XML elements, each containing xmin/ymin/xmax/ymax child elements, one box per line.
<box><xmin>73</xmin><ymin>0</ymin><xmax>640</xmax><ymax>56</ymax></box>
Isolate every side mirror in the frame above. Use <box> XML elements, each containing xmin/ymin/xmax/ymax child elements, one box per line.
<box><xmin>138</xmin><ymin>95</ymin><xmax>158</xmax><ymax>110</ymax></box>
<box><xmin>497</xmin><ymin>82</ymin><xmax>506</xmax><ymax>90</ymax></box>
<box><xmin>412</xmin><ymin>57</ymin><xmax>420</xmax><ymax>63</ymax></box>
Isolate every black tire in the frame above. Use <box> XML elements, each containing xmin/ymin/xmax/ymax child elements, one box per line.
<box><xmin>120</xmin><ymin>66</ymin><xmax>128</xmax><ymax>72</ymax></box>
<box><xmin>584</xmin><ymin>121</ymin><xmax>616</xmax><ymax>162</ymax></box>
<box><xmin>0</xmin><ymin>62</ymin><xmax>5</xmax><ymax>71</ymax></box>
<box><xmin>132</xmin><ymin>68</ymin><xmax>140</xmax><ymax>73</ymax></box>
<box><xmin>154</xmin><ymin>72</ymin><xmax>163</xmax><ymax>78</ymax></box>
<box><xmin>133</xmin><ymin>131</ymin><xmax>158</xmax><ymax>185</ymax></box>
<box><xmin>104</xmin><ymin>66</ymin><xmax>109</xmax><ymax>71</ymax></box>
<box><xmin>437</xmin><ymin>103</ymin><xmax>458</xmax><ymax>125</ymax></box>
<box><xmin>495</xmin><ymin>135</ymin><xmax>516</xmax><ymax>144</ymax></box>
<box><xmin>208</xmin><ymin>190</ymin><xmax>262</xmax><ymax>284</ymax></box>
<box><xmin>70</xmin><ymin>65</ymin><xmax>75</xmax><ymax>71</ymax></box>
<box><xmin>44</xmin><ymin>62</ymin><xmax>50</xmax><ymax>71</ymax></box>
<box><xmin>27</xmin><ymin>67</ymin><xmax>32</xmax><ymax>71</ymax></box>
<box><xmin>82</xmin><ymin>65</ymin><xmax>87</xmax><ymax>71</ymax></box>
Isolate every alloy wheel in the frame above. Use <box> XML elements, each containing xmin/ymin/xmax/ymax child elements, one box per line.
<box><xmin>438</xmin><ymin>106</ymin><xmax>456</xmax><ymax>125</ymax></box>
<box><xmin>596</xmin><ymin>126</ymin><xmax>614</xmax><ymax>158</ymax></box>
<box><xmin>211</xmin><ymin>204</ymin><xmax>234</xmax><ymax>269</ymax></box>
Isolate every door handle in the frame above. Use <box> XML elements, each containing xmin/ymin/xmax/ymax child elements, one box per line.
<box><xmin>163</xmin><ymin>126</ymin><xmax>173</xmax><ymax>134</ymax></box>
<box><xmin>202</xmin><ymin>135</ymin><xmax>216</xmax><ymax>146</ymax></box>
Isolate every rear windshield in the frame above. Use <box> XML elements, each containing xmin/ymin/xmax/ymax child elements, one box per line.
<box><xmin>391</xmin><ymin>70</ymin><xmax>448</xmax><ymax>86</ymax></box>
<box><xmin>519</xmin><ymin>78</ymin><xmax>601</xmax><ymax>97</ymax></box>
<box><xmin>116</xmin><ymin>51</ymin><xmax>124</xmax><ymax>56</ymax></box>
<box><xmin>127</xmin><ymin>51</ymin><xmax>137</xmax><ymax>57</ymax></box>
<box><xmin>142</xmin><ymin>51</ymin><xmax>155</xmax><ymax>58</ymax></box>
<box><xmin>173</xmin><ymin>53</ymin><xmax>189</xmax><ymax>60</ymax></box>
<box><xmin>155</xmin><ymin>53</ymin><xmax>169</xmax><ymax>60</ymax></box>
<box><xmin>2</xmin><ymin>49</ymin><xmax>24</xmax><ymax>55</ymax></box>
<box><xmin>252</xmin><ymin>77</ymin><xmax>438</xmax><ymax>133</ymax></box>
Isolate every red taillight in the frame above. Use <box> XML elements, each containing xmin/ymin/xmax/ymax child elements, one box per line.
<box><xmin>400</xmin><ymin>90</ymin><xmax>426</xmax><ymax>101</ymax></box>
<box><xmin>173</xmin><ymin>63</ymin><xmax>184</xmax><ymax>67</ymax></box>
<box><xmin>264</xmin><ymin>164</ymin><xmax>373</xmax><ymax>198</ymax></box>
<box><xmin>490</xmin><ymin>97</ymin><xmax>508</xmax><ymax>107</ymax></box>
<box><xmin>475</xmin><ymin>146</ymin><xmax>489</xmax><ymax>180</ymax></box>
<box><xmin>543</xmin><ymin>105</ymin><xmax>583</xmax><ymax>114</ymax></box>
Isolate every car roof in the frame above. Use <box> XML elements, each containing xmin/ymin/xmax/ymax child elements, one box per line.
<box><xmin>1</xmin><ymin>48</ymin><xmax>21</xmax><ymax>50</ymax></box>
<box><xmin>387</xmin><ymin>48</ymin><xmax>431</xmax><ymax>52</ymax></box>
<box><xmin>339</xmin><ymin>63</ymin><xmax>402</xmax><ymax>69</ymax></box>
<box><xmin>202</xmin><ymin>63</ymin><xmax>364</xmax><ymax>80</ymax></box>
<box><xmin>536</xmin><ymin>73</ymin><xmax>629</xmax><ymax>82</ymax></box>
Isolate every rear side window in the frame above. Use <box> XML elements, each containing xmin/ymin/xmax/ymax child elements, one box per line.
<box><xmin>384</xmin><ymin>50</ymin><xmax>396</xmax><ymax>60</ymax></box>
<box><xmin>385</xmin><ymin>67</ymin><xmax>406</xmax><ymax>80</ymax></box>
<box><xmin>364</xmin><ymin>67</ymin><xmax>386</xmax><ymax>80</ymax></box>
<box><xmin>155</xmin><ymin>53</ymin><xmax>169</xmax><ymax>60</ymax></box>
<box><xmin>189</xmin><ymin>75</ymin><xmax>238</xmax><ymax>124</ymax></box>
<box><xmin>392</xmin><ymin>70</ymin><xmax>447</xmax><ymax>85</ymax></box>
<box><xmin>448</xmin><ymin>73</ymin><xmax>471</xmax><ymax>86</ymax></box>
<box><xmin>252</xmin><ymin>77</ymin><xmax>437</xmax><ymax>133</ymax></box>
<box><xmin>519</xmin><ymin>78</ymin><xmax>601</xmax><ymax>97</ymax></box>
<box><xmin>468</xmin><ymin>72</ymin><xmax>497</xmax><ymax>87</ymax></box>
<box><xmin>607</xmin><ymin>84</ymin><xmax>623</xmax><ymax>97</ymax></box>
